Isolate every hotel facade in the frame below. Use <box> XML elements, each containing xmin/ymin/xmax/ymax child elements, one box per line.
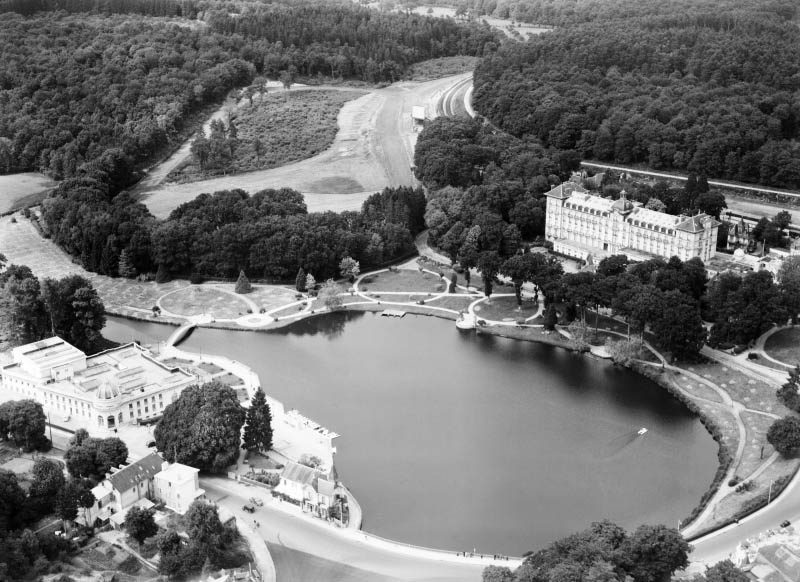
<box><xmin>545</xmin><ymin>182</ymin><xmax>720</xmax><ymax>263</ymax></box>
<box><xmin>1</xmin><ymin>337</ymin><xmax>195</xmax><ymax>432</ymax></box>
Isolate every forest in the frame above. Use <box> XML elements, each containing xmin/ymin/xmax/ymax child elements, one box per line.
<box><xmin>472</xmin><ymin>2</ymin><xmax>800</xmax><ymax>189</ymax></box>
<box><xmin>0</xmin><ymin>1</ymin><xmax>494</xmax><ymax>279</ymax></box>
<box><xmin>424</xmin><ymin>0</ymin><xmax>795</xmax><ymax>25</ymax></box>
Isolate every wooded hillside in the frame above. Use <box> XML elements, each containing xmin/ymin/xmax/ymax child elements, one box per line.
<box><xmin>473</xmin><ymin>3</ymin><xmax>800</xmax><ymax>188</ymax></box>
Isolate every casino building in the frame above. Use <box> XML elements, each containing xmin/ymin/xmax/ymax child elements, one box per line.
<box><xmin>545</xmin><ymin>182</ymin><xmax>720</xmax><ymax>263</ymax></box>
<box><xmin>1</xmin><ymin>337</ymin><xmax>195</xmax><ymax>432</ymax></box>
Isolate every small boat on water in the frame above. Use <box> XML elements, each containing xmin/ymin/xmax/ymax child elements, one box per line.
<box><xmin>637</xmin><ymin>427</ymin><xmax>648</xmax><ymax>436</ymax></box>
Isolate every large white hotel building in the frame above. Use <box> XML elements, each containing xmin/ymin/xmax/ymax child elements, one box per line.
<box><xmin>545</xmin><ymin>182</ymin><xmax>720</xmax><ymax>263</ymax></box>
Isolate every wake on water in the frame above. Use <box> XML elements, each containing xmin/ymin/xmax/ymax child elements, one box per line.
<box><xmin>599</xmin><ymin>429</ymin><xmax>648</xmax><ymax>459</ymax></box>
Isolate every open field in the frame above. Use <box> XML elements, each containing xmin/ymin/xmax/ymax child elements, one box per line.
<box><xmin>0</xmin><ymin>172</ymin><xmax>57</xmax><ymax>214</ymax></box>
<box><xmin>137</xmin><ymin>73</ymin><xmax>472</xmax><ymax>219</ymax></box>
<box><xmin>166</xmin><ymin>89</ymin><xmax>365</xmax><ymax>184</ymax></box>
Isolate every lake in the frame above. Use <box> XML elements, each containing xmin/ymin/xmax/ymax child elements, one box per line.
<box><xmin>105</xmin><ymin>312</ymin><xmax>717</xmax><ymax>556</ymax></box>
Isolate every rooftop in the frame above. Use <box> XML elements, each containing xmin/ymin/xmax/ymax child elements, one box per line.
<box><xmin>281</xmin><ymin>461</ymin><xmax>319</xmax><ymax>487</ymax></box>
<box><xmin>12</xmin><ymin>337</ymin><xmax>85</xmax><ymax>369</ymax></box>
<box><xmin>156</xmin><ymin>462</ymin><xmax>199</xmax><ymax>483</ymax></box>
<box><xmin>107</xmin><ymin>452</ymin><xmax>164</xmax><ymax>493</ymax></box>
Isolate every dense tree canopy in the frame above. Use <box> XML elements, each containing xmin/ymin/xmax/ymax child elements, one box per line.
<box><xmin>0</xmin><ymin>400</ymin><xmax>48</xmax><ymax>451</ymax></box>
<box><xmin>154</xmin><ymin>382</ymin><xmax>246</xmax><ymax>473</ymax></box>
<box><xmin>503</xmin><ymin>520</ymin><xmax>691</xmax><ymax>582</ymax></box>
<box><xmin>473</xmin><ymin>2</ymin><xmax>800</xmax><ymax>189</ymax></box>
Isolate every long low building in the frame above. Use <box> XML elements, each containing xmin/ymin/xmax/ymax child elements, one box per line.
<box><xmin>1</xmin><ymin>337</ymin><xmax>196</xmax><ymax>433</ymax></box>
<box><xmin>545</xmin><ymin>182</ymin><xmax>720</xmax><ymax>263</ymax></box>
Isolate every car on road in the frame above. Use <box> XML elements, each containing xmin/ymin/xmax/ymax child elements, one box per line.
<box><xmin>242</xmin><ymin>504</ymin><xmax>255</xmax><ymax>513</ymax></box>
<box><xmin>780</xmin><ymin>519</ymin><xmax>791</xmax><ymax>528</ymax></box>
<box><xmin>249</xmin><ymin>497</ymin><xmax>263</xmax><ymax>507</ymax></box>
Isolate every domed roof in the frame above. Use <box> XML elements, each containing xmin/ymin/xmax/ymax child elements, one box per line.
<box><xmin>611</xmin><ymin>191</ymin><xmax>635</xmax><ymax>214</ymax></box>
<box><xmin>733</xmin><ymin>248</ymin><xmax>746</xmax><ymax>259</ymax></box>
<box><xmin>96</xmin><ymin>381</ymin><xmax>121</xmax><ymax>400</ymax></box>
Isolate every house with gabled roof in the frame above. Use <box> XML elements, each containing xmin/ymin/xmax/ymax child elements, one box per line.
<box><xmin>79</xmin><ymin>452</ymin><xmax>164</xmax><ymax>528</ymax></box>
<box><xmin>274</xmin><ymin>461</ymin><xmax>337</xmax><ymax>518</ymax></box>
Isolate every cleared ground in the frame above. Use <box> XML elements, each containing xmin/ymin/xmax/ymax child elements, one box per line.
<box><xmin>137</xmin><ymin>74</ymin><xmax>472</xmax><ymax>219</ymax></box>
<box><xmin>166</xmin><ymin>89</ymin><xmax>365</xmax><ymax>184</ymax></box>
<box><xmin>0</xmin><ymin>172</ymin><xmax>57</xmax><ymax>214</ymax></box>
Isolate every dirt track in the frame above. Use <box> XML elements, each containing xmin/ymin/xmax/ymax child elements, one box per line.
<box><xmin>137</xmin><ymin>73</ymin><xmax>472</xmax><ymax>218</ymax></box>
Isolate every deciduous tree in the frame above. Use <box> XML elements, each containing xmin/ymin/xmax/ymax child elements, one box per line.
<box><xmin>124</xmin><ymin>506</ymin><xmax>158</xmax><ymax>549</ymax></box>
<box><xmin>767</xmin><ymin>415</ymin><xmax>800</xmax><ymax>457</ymax></box>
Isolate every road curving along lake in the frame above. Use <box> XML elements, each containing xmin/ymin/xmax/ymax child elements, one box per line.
<box><xmin>105</xmin><ymin>312</ymin><xmax>717</xmax><ymax>557</ymax></box>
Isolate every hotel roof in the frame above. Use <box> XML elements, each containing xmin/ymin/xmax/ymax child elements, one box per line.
<box><xmin>544</xmin><ymin>182</ymin><xmax>587</xmax><ymax>199</ymax></box>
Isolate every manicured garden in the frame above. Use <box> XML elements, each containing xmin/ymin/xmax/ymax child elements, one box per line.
<box><xmin>159</xmin><ymin>286</ymin><xmax>253</xmax><ymax>319</ymax></box>
<box><xmin>359</xmin><ymin>269</ymin><xmax>445</xmax><ymax>293</ymax></box>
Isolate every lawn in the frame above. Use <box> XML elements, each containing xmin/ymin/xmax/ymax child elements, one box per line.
<box><xmin>764</xmin><ymin>326</ymin><xmax>800</xmax><ymax>367</ymax></box>
<box><xmin>668</xmin><ymin>370</ymin><xmax>725</xmax><ymax>404</ymax></box>
<box><xmin>472</xmin><ymin>296</ymin><xmax>539</xmax><ymax>322</ymax></box>
<box><xmin>160</xmin><ymin>286</ymin><xmax>252</xmax><ymax>319</ymax></box>
<box><xmin>737</xmin><ymin>411</ymin><xmax>778</xmax><ymax>480</ymax></box>
<box><xmin>166</xmin><ymin>89</ymin><xmax>365</xmax><ymax>184</ymax></box>
<box><xmin>424</xmin><ymin>295</ymin><xmax>476</xmax><ymax>313</ymax></box>
<box><xmin>0</xmin><ymin>173</ymin><xmax>57</xmax><ymax>214</ymax></box>
<box><xmin>684</xmin><ymin>361</ymin><xmax>787</xmax><ymax>415</ymax></box>
<box><xmin>359</xmin><ymin>269</ymin><xmax>444</xmax><ymax>293</ymax></box>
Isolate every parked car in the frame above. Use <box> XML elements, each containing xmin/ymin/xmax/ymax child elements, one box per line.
<box><xmin>780</xmin><ymin>519</ymin><xmax>791</xmax><ymax>528</ymax></box>
<box><xmin>249</xmin><ymin>497</ymin><xmax>263</xmax><ymax>507</ymax></box>
<box><xmin>242</xmin><ymin>504</ymin><xmax>255</xmax><ymax>513</ymax></box>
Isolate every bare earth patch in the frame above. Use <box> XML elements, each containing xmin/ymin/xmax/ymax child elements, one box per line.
<box><xmin>166</xmin><ymin>89</ymin><xmax>365</xmax><ymax>184</ymax></box>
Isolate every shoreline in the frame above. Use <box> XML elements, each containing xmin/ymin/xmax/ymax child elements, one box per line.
<box><xmin>102</xmin><ymin>300</ymin><xmax>725</xmax><ymax>539</ymax></box>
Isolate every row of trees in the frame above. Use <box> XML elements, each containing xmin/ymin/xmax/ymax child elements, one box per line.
<box><xmin>0</xmin><ymin>261</ymin><xmax>106</xmax><ymax>352</ymax></box>
<box><xmin>472</xmin><ymin>4</ymin><xmax>800</xmax><ymax>189</ymax></box>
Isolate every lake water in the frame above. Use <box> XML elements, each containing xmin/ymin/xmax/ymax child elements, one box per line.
<box><xmin>105</xmin><ymin>312</ymin><xmax>717</xmax><ymax>556</ymax></box>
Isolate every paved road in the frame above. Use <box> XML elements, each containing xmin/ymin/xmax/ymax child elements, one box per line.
<box><xmin>201</xmin><ymin>476</ymin><xmax>495</xmax><ymax>582</ymax></box>
<box><xmin>690</xmin><ymin>466</ymin><xmax>800</xmax><ymax>565</ymax></box>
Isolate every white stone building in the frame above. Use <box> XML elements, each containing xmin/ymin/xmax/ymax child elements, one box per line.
<box><xmin>1</xmin><ymin>337</ymin><xmax>195</xmax><ymax>432</ymax></box>
<box><xmin>545</xmin><ymin>183</ymin><xmax>720</xmax><ymax>263</ymax></box>
<box><xmin>154</xmin><ymin>462</ymin><xmax>205</xmax><ymax>514</ymax></box>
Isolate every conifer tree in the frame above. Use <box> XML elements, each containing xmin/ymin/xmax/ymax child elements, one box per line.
<box><xmin>242</xmin><ymin>389</ymin><xmax>273</xmax><ymax>452</ymax></box>
<box><xmin>155</xmin><ymin>263</ymin><xmax>171</xmax><ymax>284</ymax></box>
<box><xmin>117</xmin><ymin>249</ymin><xmax>136</xmax><ymax>279</ymax></box>
<box><xmin>296</xmin><ymin>267</ymin><xmax>307</xmax><ymax>292</ymax></box>
<box><xmin>234</xmin><ymin>270</ymin><xmax>252</xmax><ymax>294</ymax></box>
